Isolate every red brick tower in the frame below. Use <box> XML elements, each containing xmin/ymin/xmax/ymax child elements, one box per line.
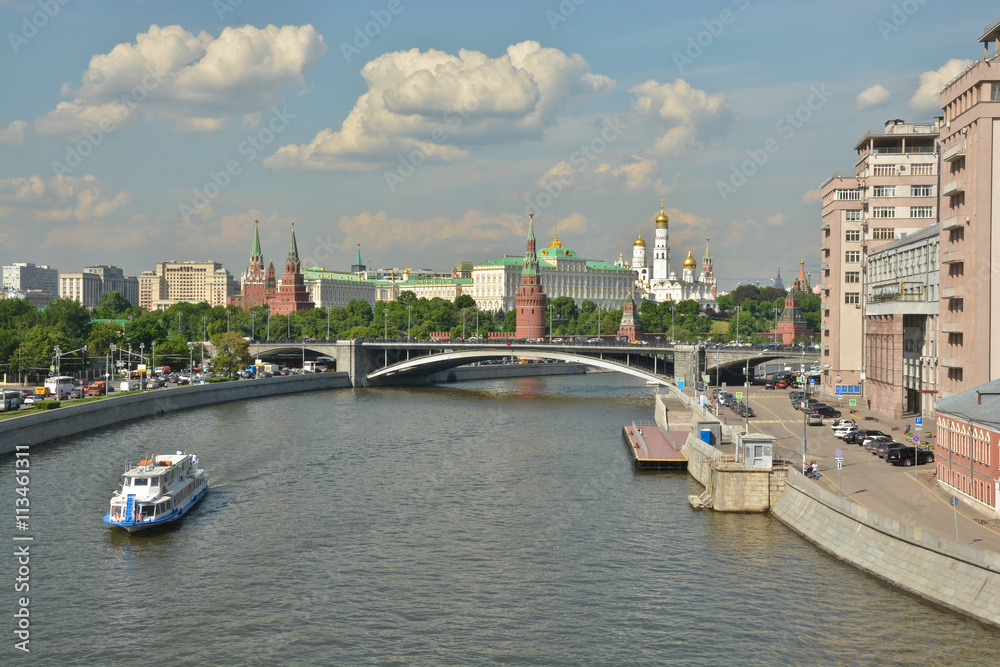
<box><xmin>231</xmin><ymin>220</ymin><xmax>267</xmax><ymax>307</ymax></box>
<box><xmin>265</xmin><ymin>259</ymin><xmax>277</xmax><ymax>302</ymax></box>
<box><xmin>269</xmin><ymin>223</ymin><xmax>315</xmax><ymax>316</ymax></box>
<box><xmin>617</xmin><ymin>289</ymin><xmax>639</xmax><ymax>341</ymax></box>
<box><xmin>774</xmin><ymin>294</ymin><xmax>812</xmax><ymax>344</ymax></box>
<box><xmin>515</xmin><ymin>213</ymin><xmax>546</xmax><ymax>339</ymax></box>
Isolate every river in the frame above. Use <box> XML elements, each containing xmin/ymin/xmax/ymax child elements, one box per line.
<box><xmin>3</xmin><ymin>373</ymin><xmax>998</xmax><ymax>665</ymax></box>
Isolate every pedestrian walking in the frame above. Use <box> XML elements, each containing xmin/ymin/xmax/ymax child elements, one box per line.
<box><xmin>811</xmin><ymin>461</ymin><xmax>819</xmax><ymax>479</ymax></box>
<box><xmin>867</xmin><ymin>397</ymin><xmax>871</xmax><ymax>410</ymax></box>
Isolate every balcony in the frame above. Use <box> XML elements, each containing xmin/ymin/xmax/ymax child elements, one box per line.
<box><xmin>941</xmin><ymin>356</ymin><xmax>962</xmax><ymax>369</ymax></box>
<box><xmin>820</xmin><ymin>243</ymin><xmax>829</xmax><ymax>251</ymax></box>
<box><xmin>821</xmin><ymin>223</ymin><xmax>830</xmax><ymax>231</ymax></box>
<box><xmin>821</xmin><ymin>262</ymin><xmax>830</xmax><ymax>270</ymax></box>
<box><xmin>941</xmin><ymin>286</ymin><xmax>963</xmax><ymax>299</ymax></box>
<box><xmin>941</xmin><ymin>215</ymin><xmax>964</xmax><ymax>231</ymax></box>
<box><xmin>940</xmin><ymin>321</ymin><xmax>961</xmax><ymax>333</ymax></box>
<box><xmin>942</xmin><ymin>179</ymin><xmax>965</xmax><ymax>197</ymax></box>
<box><xmin>943</xmin><ymin>143</ymin><xmax>966</xmax><ymax>162</ymax></box>
<box><xmin>941</xmin><ymin>247</ymin><xmax>964</xmax><ymax>264</ymax></box>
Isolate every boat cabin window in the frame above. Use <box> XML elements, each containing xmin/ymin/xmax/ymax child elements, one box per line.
<box><xmin>134</xmin><ymin>478</ymin><xmax>148</xmax><ymax>486</ymax></box>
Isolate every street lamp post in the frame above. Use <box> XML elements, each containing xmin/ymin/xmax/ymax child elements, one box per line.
<box><xmin>548</xmin><ymin>304</ymin><xmax>553</xmax><ymax>340</ymax></box>
<box><xmin>462</xmin><ymin>309</ymin><xmax>466</xmax><ymax>339</ymax></box>
<box><xmin>476</xmin><ymin>308</ymin><xmax>479</xmax><ymax>338</ymax></box>
<box><xmin>773</xmin><ymin>307</ymin><xmax>780</xmax><ymax>343</ymax></box>
<box><xmin>670</xmin><ymin>305</ymin><xmax>676</xmax><ymax>343</ymax></box>
<box><xmin>251</xmin><ymin>313</ymin><xmax>256</xmax><ymax>342</ymax></box>
<box><xmin>109</xmin><ymin>344</ymin><xmax>116</xmax><ymax>384</ymax></box>
<box><xmin>407</xmin><ymin>305</ymin><xmax>412</xmax><ymax>340</ymax></box>
<box><xmin>326</xmin><ymin>306</ymin><xmax>331</xmax><ymax>340</ymax></box>
<box><xmin>735</xmin><ymin>305</ymin><xmax>741</xmax><ymax>345</ymax></box>
<box><xmin>287</xmin><ymin>314</ymin><xmax>291</xmax><ymax>340</ymax></box>
<box><xmin>267</xmin><ymin>311</ymin><xmax>271</xmax><ymax>341</ymax></box>
<box><xmin>54</xmin><ymin>345</ymin><xmax>61</xmax><ymax>377</ymax></box>
<box><xmin>227</xmin><ymin>309</ymin><xmax>230</xmax><ymax>333</ymax></box>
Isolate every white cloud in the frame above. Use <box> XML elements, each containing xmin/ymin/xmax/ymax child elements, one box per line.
<box><xmin>531</xmin><ymin>154</ymin><xmax>669</xmax><ymax>197</ymax></box>
<box><xmin>0</xmin><ymin>174</ymin><xmax>130</xmax><ymax>222</ymax></box>
<box><xmin>264</xmin><ymin>41</ymin><xmax>614</xmax><ymax>171</ymax></box>
<box><xmin>339</xmin><ymin>209</ymin><xmax>528</xmax><ymax>257</ymax></box>
<box><xmin>856</xmin><ymin>84</ymin><xmax>890</xmax><ymax>110</ymax></box>
<box><xmin>910</xmin><ymin>59</ymin><xmax>972</xmax><ymax>110</ymax></box>
<box><xmin>0</xmin><ymin>119</ymin><xmax>28</xmax><ymax>145</ymax></box>
<box><xmin>630</xmin><ymin>78</ymin><xmax>733</xmax><ymax>154</ymax></box>
<box><xmin>35</xmin><ymin>24</ymin><xmax>327</xmax><ymax>134</ymax></box>
<box><xmin>800</xmin><ymin>189</ymin><xmax>822</xmax><ymax>205</ymax></box>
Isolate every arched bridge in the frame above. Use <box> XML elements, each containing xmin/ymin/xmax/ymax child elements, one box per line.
<box><xmin>239</xmin><ymin>339</ymin><xmax>819</xmax><ymax>388</ymax></box>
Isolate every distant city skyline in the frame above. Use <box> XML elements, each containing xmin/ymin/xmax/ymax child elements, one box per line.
<box><xmin>2</xmin><ymin>1</ymin><xmax>996</xmax><ymax>291</ymax></box>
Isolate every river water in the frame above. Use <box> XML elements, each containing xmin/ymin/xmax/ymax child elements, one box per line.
<box><xmin>4</xmin><ymin>373</ymin><xmax>998</xmax><ymax>665</ymax></box>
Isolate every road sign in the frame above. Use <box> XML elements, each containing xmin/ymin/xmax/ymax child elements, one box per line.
<box><xmin>836</xmin><ymin>386</ymin><xmax>843</xmax><ymax>395</ymax></box>
<box><xmin>835</xmin><ymin>449</ymin><xmax>843</xmax><ymax>458</ymax></box>
<box><xmin>949</xmin><ymin>496</ymin><xmax>960</xmax><ymax>508</ymax></box>
<box><xmin>915</xmin><ymin>417</ymin><xmax>923</xmax><ymax>427</ymax></box>
<box><xmin>836</xmin><ymin>459</ymin><xmax>843</xmax><ymax>470</ymax></box>
<box><xmin>849</xmin><ymin>398</ymin><xmax>857</xmax><ymax>407</ymax></box>
<box><xmin>735</xmin><ymin>391</ymin><xmax>743</xmax><ymax>399</ymax></box>
<box><xmin>913</xmin><ymin>435</ymin><xmax>920</xmax><ymax>444</ymax></box>
<box><xmin>49</xmin><ymin>365</ymin><xmax>55</xmax><ymax>372</ymax></box>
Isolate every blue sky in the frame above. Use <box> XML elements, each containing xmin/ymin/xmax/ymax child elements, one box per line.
<box><xmin>1</xmin><ymin>0</ymin><xmax>995</xmax><ymax>290</ymax></box>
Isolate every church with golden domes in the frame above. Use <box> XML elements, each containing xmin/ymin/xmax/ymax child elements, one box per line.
<box><xmin>629</xmin><ymin>202</ymin><xmax>718</xmax><ymax>309</ymax></box>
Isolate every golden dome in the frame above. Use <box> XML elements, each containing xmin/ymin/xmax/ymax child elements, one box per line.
<box><xmin>682</xmin><ymin>248</ymin><xmax>697</xmax><ymax>269</ymax></box>
<box><xmin>548</xmin><ymin>230</ymin><xmax>564</xmax><ymax>249</ymax></box>
<box><xmin>655</xmin><ymin>200</ymin><xmax>668</xmax><ymax>228</ymax></box>
<box><xmin>633</xmin><ymin>230</ymin><xmax>646</xmax><ymax>247</ymax></box>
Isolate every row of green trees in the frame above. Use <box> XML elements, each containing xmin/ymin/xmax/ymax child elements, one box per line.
<box><xmin>0</xmin><ymin>284</ymin><xmax>820</xmax><ymax>383</ymax></box>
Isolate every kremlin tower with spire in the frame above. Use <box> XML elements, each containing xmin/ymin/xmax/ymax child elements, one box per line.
<box><xmin>515</xmin><ymin>213</ymin><xmax>547</xmax><ymax>339</ymax></box>
<box><xmin>230</xmin><ymin>221</ymin><xmax>313</xmax><ymax>313</ymax></box>
<box><xmin>269</xmin><ymin>222</ymin><xmax>315</xmax><ymax>316</ymax></box>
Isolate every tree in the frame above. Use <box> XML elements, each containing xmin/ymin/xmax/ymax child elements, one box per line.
<box><xmin>716</xmin><ymin>294</ymin><xmax>734</xmax><ymax>313</ymax></box>
<box><xmin>211</xmin><ymin>331</ymin><xmax>251</xmax><ymax>375</ymax></box>
<box><xmin>454</xmin><ymin>294</ymin><xmax>476</xmax><ymax>310</ymax></box>
<box><xmin>95</xmin><ymin>291</ymin><xmax>132</xmax><ymax>317</ymax></box>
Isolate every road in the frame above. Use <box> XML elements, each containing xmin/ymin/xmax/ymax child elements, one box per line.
<box><xmin>735</xmin><ymin>388</ymin><xmax>1000</xmax><ymax>553</ymax></box>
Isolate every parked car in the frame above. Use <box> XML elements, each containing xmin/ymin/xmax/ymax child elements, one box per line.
<box><xmin>886</xmin><ymin>446</ymin><xmax>935</xmax><ymax>466</ymax></box>
<box><xmin>808</xmin><ymin>412</ymin><xmax>824</xmax><ymax>425</ymax></box>
<box><xmin>844</xmin><ymin>429</ymin><xmax>886</xmax><ymax>445</ymax></box>
<box><xmin>812</xmin><ymin>405</ymin><xmax>842</xmax><ymax>418</ymax></box>
<box><xmin>863</xmin><ymin>434</ymin><xmax>893</xmax><ymax>451</ymax></box>
<box><xmin>875</xmin><ymin>440</ymin><xmax>906</xmax><ymax>458</ymax></box>
<box><xmin>829</xmin><ymin>418</ymin><xmax>850</xmax><ymax>430</ymax></box>
<box><xmin>834</xmin><ymin>424</ymin><xmax>859</xmax><ymax>439</ymax></box>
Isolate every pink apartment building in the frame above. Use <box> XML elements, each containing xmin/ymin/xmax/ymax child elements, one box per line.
<box><xmin>936</xmin><ymin>19</ymin><xmax>1000</xmax><ymax>399</ymax></box>
<box><xmin>819</xmin><ymin>120</ymin><xmax>941</xmax><ymax>401</ymax></box>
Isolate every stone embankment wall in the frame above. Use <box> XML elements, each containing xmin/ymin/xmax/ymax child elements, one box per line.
<box><xmin>683</xmin><ymin>432</ymin><xmax>787</xmax><ymax>512</ymax></box>
<box><xmin>772</xmin><ymin>472</ymin><xmax>1000</xmax><ymax>629</ymax></box>
<box><xmin>0</xmin><ymin>373</ymin><xmax>351</xmax><ymax>455</ymax></box>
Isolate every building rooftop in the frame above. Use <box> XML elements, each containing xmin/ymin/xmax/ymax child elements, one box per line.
<box><xmin>936</xmin><ymin>377</ymin><xmax>1000</xmax><ymax>430</ymax></box>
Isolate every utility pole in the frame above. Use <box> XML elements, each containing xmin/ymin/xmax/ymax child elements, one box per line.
<box><xmin>671</xmin><ymin>305</ymin><xmax>676</xmax><ymax>343</ymax></box>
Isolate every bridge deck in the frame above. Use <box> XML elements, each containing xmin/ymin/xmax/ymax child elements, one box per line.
<box><xmin>622</xmin><ymin>425</ymin><xmax>688</xmax><ymax>471</ymax></box>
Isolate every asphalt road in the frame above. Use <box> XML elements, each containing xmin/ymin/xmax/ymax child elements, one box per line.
<box><xmin>738</xmin><ymin>390</ymin><xmax>1000</xmax><ymax>553</ymax></box>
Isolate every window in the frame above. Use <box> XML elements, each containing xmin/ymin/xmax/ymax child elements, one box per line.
<box><xmin>871</xmin><ymin>185</ymin><xmax>895</xmax><ymax>197</ymax></box>
<box><xmin>845</xmin><ymin>229</ymin><xmax>861</xmax><ymax>242</ymax></box>
<box><xmin>872</xmin><ymin>164</ymin><xmax>895</xmax><ymax>176</ymax></box>
<box><xmin>845</xmin><ymin>210</ymin><xmax>861</xmax><ymax>221</ymax></box>
<box><xmin>911</xmin><ymin>184</ymin><xmax>933</xmax><ymax>197</ymax></box>
<box><xmin>872</xmin><ymin>228</ymin><xmax>895</xmax><ymax>240</ymax></box>
<box><xmin>845</xmin><ymin>251</ymin><xmax>861</xmax><ymax>263</ymax></box>
<box><xmin>845</xmin><ymin>271</ymin><xmax>860</xmax><ymax>283</ymax></box>
<box><xmin>911</xmin><ymin>164</ymin><xmax>933</xmax><ymax>176</ymax></box>
<box><xmin>992</xmin><ymin>82</ymin><xmax>1000</xmax><ymax>101</ymax></box>
<box><xmin>910</xmin><ymin>206</ymin><xmax>934</xmax><ymax>218</ymax></box>
<box><xmin>845</xmin><ymin>292</ymin><xmax>860</xmax><ymax>304</ymax></box>
<box><xmin>871</xmin><ymin>207</ymin><xmax>896</xmax><ymax>218</ymax></box>
<box><xmin>835</xmin><ymin>189</ymin><xmax>861</xmax><ymax>200</ymax></box>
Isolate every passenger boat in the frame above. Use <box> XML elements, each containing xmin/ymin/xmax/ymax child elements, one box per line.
<box><xmin>104</xmin><ymin>451</ymin><xmax>208</xmax><ymax>533</ymax></box>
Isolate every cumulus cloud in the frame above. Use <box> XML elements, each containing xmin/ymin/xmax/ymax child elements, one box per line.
<box><xmin>856</xmin><ymin>84</ymin><xmax>890</xmax><ymax>110</ymax></box>
<box><xmin>264</xmin><ymin>41</ymin><xmax>614</xmax><ymax>171</ymax></box>
<box><xmin>630</xmin><ymin>78</ymin><xmax>733</xmax><ymax>154</ymax></box>
<box><xmin>0</xmin><ymin>119</ymin><xmax>28</xmax><ymax>145</ymax></box>
<box><xmin>35</xmin><ymin>24</ymin><xmax>326</xmax><ymax>134</ymax></box>
<box><xmin>910</xmin><ymin>59</ymin><xmax>972</xmax><ymax>110</ymax></box>
<box><xmin>0</xmin><ymin>174</ymin><xmax>129</xmax><ymax>221</ymax></box>
<box><xmin>531</xmin><ymin>154</ymin><xmax>670</xmax><ymax>198</ymax></box>
<box><xmin>800</xmin><ymin>189</ymin><xmax>822</xmax><ymax>205</ymax></box>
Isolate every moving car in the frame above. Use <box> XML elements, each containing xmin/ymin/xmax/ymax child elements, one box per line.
<box><xmin>808</xmin><ymin>412</ymin><xmax>823</xmax><ymax>426</ymax></box>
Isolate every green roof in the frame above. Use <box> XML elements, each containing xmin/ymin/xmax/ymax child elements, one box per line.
<box><xmin>302</xmin><ymin>267</ymin><xmax>367</xmax><ymax>282</ymax></box>
<box><xmin>585</xmin><ymin>260</ymin><xmax>632</xmax><ymax>272</ymax></box>
<box><xmin>477</xmin><ymin>257</ymin><xmax>524</xmax><ymax>267</ymax></box>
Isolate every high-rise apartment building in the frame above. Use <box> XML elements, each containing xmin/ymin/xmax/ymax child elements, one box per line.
<box><xmin>936</xmin><ymin>20</ymin><xmax>1000</xmax><ymax>398</ymax></box>
<box><xmin>819</xmin><ymin>120</ymin><xmax>941</xmax><ymax>399</ymax></box>
<box><xmin>60</xmin><ymin>265</ymin><xmax>139</xmax><ymax>308</ymax></box>
<box><xmin>139</xmin><ymin>261</ymin><xmax>236</xmax><ymax>310</ymax></box>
